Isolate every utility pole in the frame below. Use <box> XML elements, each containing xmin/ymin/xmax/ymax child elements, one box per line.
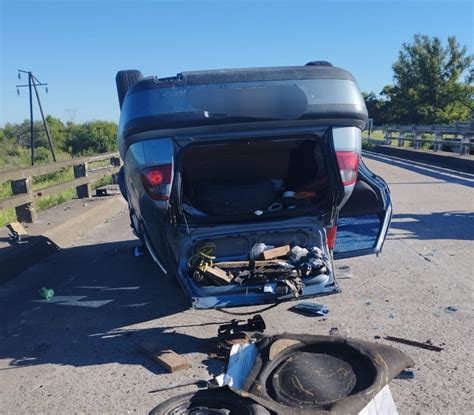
<box><xmin>16</xmin><ymin>70</ymin><xmax>56</xmax><ymax>165</ymax></box>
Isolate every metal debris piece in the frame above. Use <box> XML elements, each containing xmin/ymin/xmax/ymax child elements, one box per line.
<box><xmin>384</xmin><ymin>335</ymin><xmax>444</xmax><ymax>352</ymax></box>
<box><xmin>291</xmin><ymin>301</ymin><xmax>329</xmax><ymax>316</ymax></box>
<box><xmin>148</xmin><ymin>380</ymin><xmax>211</xmax><ymax>393</ymax></box>
<box><xmin>217</xmin><ymin>314</ymin><xmax>266</xmax><ymax>340</ymax></box>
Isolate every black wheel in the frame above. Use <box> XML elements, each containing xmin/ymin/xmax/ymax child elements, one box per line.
<box><xmin>149</xmin><ymin>388</ymin><xmax>270</xmax><ymax>415</ymax></box>
<box><xmin>115</xmin><ymin>69</ymin><xmax>143</xmax><ymax>108</ymax></box>
<box><xmin>305</xmin><ymin>61</ymin><xmax>333</xmax><ymax>67</ymax></box>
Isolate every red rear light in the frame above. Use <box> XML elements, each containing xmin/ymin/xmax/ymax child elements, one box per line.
<box><xmin>336</xmin><ymin>151</ymin><xmax>360</xmax><ymax>186</ymax></box>
<box><xmin>146</xmin><ymin>169</ymin><xmax>165</xmax><ymax>186</ymax></box>
<box><xmin>141</xmin><ymin>164</ymin><xmax>173</xmax><ymax>201</ymax></box>
<box><xmin>326</xmin><ymin>226</ymin><xmax>337</xmax><ymax>250</ymax></box>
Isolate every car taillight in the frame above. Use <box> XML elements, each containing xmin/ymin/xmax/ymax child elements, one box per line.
<box><xmin>140</xmin><ymin>164</ymin><xmax>173</xmax><ymax>201</ymax></box>
<box><xmin>336</xmin><ymin>151</ymin><xmax>360</xmax><ymax>186</ymax></box>
<box><xmin>326</xmin><ymin>226</ymin><xmax>337</xmax><ymax>250</ymax></box>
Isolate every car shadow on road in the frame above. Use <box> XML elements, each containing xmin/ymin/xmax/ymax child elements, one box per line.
<box><xmin>389</xmin><ymin>211</ymin><xmax>474</xmax><ymax>241</ymax></box>
<box><xmin>0</xmin><ymin>239</ymin><xmax>225</xmax><ymax>376</ymax></box>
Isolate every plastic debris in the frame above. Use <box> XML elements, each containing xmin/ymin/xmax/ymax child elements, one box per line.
<box><xmin>290</xmin><ymin>301</ymin><xmax>329</xmax><ymax>316</ymax></box>
<box><xmin>396</xmin><ymin>370</ymin><xmax>416</xmax><ymax>380</ymax></box>
<box><xmin>446</xmin><ymin>306</ymin><xmax>459</xmax><ymax>312</ymax></box>
<box><xmin>215</xmin><ymin>342</ymin><xmax>258</xmax><ymax>389</ymax></box>
<box><xmin>39</xmin><ymin>287</ymin><xmax>54</xmax><ymax>300</ymax></box>
<box><xmin>288</xmin><ymin>246</ymin><xmax>309</xmax><ymax>262</ymax></box>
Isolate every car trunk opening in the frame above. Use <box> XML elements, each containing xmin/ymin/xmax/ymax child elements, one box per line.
<box><xmin>178</xmin><ymin>136</ymin><xmax>337</xmax><ymax>223</ymax></box>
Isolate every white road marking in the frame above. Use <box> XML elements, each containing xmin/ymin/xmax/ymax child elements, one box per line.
<box><xmin>33</xmin><ymin>295</ymin><xmax>113</xmax><ymax>308</ymax></box>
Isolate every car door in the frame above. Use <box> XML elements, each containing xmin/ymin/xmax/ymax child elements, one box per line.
<box><xmin>333</xmin><ymin>159</ymin><xmax>392</xmax><ymax>259</ymax></box>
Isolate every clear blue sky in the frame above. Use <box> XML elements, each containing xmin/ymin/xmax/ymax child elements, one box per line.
<box><xmin>1</xmin><ymin>0</ymin><xmax>472</xmax><ymax>125</ymax></box>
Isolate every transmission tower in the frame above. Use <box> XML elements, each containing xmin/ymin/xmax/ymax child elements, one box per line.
<box><xmin>65</xmin><ymin>108</ymin><xmax>78</xmax><ymax>122</ymax></box>
<box><xmin>16</xmin><ymin>70</ymin><xmax>56</xmax><ymax>165</ymax></box>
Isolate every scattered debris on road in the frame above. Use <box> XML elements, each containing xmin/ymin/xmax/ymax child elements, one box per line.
<box><xmin>151</xmin><ymin>329</ymin><xmax>415</xmax><ymax>414</ymax></box>
<box><xmin>290</xmin><ymin>301</ymin><xmax>329</xmax><ymax>316</ymax></box>
<box><xmin>38</xmin><ymin>287</ymin><xmax>54</xmax><ymax>300</ymax></box>
<box><xmin>138</xmin><ymin>342</ymin><xmax>190</xmax><ymax>373</ymax></box>
<box><xmin>217</xmin><ymin>314</ymin><xmax>266</xmax><ymax>341</ymax></box>
<box><xmin>384</xmin><ymin>335</ymin><xmax>444</xmax><ymax>352</ymax></box>
<box><xmin>396</xmin><ymin>369</ymin><xmax>416</xmax><ymax>380</ymax></box>
<box><xmin>6</xmin><ymin>222</ymin><xmax>29</xmax><ymax>244</ymax></box>
<box><xmin>148</xmin><ymin>379</ymin><xmax>211</xmax><ymax>394</ymax></box>
<box><xmin>446</xmin><ymin>305</ymin><xmax>459</xmax><ymax>312</ymax></box>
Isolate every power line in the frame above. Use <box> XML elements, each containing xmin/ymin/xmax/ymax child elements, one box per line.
<box><xmin>16</xmin><ymin>70</ymin><xmax>56</xmax><ymax>165</ymax></box>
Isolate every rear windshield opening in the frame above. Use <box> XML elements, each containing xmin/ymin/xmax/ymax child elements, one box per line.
<box><xmin>180</xmin><ymin>137</ymin><xmax>332</xmax><ymax>222</ymax></box>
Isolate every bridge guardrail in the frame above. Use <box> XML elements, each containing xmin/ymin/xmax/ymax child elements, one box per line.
<box><xmin>0</xmin><ymin>152</ymin><xmax>121</xmax><ymax>223</ymax></box>
<box><xmin>366</xmin><ymin>125</ymin><xmax>474</xmax><ymax>156</ymax></box>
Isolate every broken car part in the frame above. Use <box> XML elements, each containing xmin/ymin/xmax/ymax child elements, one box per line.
<box><xmin>232</xmin><ymin>333</ymin><xmax>414</xmax><ymax>415</ymax></box>
<box><xmin>217</xmin><ymin>314</ymin><xmax>266</xmax><ymax>341</ymax></box>
<box><xmin>159</xmin><ymin>333</ymin><xmax>414</xmax><ymax>415</ymax></box>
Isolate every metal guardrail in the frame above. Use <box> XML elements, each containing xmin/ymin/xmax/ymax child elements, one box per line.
<box><xmin>0</xmin><ymin>152</ymin><xmax>121</xmax><ymax>223</ymax></box>
<box><xmin>367</xmin><ymin>125</ymin><xmax>474</xmax><ymax>155</ymax></box>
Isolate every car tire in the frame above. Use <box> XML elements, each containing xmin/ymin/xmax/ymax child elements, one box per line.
<box><xmin>115</xmin><ymin>70</ymin><xmax>144</xmax><ymax>108</ymax></box>
<box><xmin>149</xmin><ymin>388</ymin><xmax>270</xmax><ymax>415</ymax></box>
<box><xmin>305</xmin><ymin>61</ymin><xmax>333</xmax><ymax>67</ymax></box>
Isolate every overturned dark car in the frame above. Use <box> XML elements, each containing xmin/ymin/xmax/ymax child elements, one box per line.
<box><xmin>115</xmin><ymin>62</ymin><xmax>392</xmax><ymax>309</ymax></box>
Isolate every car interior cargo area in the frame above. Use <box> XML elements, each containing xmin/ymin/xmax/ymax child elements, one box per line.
<box><xmin>187</xmin><ymin>241</ymin><xmax>332</xmax><ymax>294</ymax></box>
<box><xmin>180</xmin><ymin>137</ymin><xmax>334</xmax><ymax>222</ymax></box>
<box><xmin>176</xmin><ymin>218</ymin><xmax>339</xmax><ymax>308</ymax></box>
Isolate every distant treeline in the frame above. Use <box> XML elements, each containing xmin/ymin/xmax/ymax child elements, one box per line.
<box><xmin>0</xmin><ymin>117</ymin><xmax>117</xmax><ymax>169</ymax></box>
<box><xmin>363</xmin><ymin>34</ymin><xmax>473</xmax><ymax>126</ymax></box>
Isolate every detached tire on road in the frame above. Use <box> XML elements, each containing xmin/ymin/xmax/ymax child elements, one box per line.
<box><xmin>115</xmin><ymin>70</ymin><xmax>143</xmax><ymax>108</ymax></box>
<box><xmin>149</xmin><ymin>388</ymin><xmax>270</xmax><ymax>415</ymax></box>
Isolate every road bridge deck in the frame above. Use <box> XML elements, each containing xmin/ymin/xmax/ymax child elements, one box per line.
<box><xmin>0</xmin><ymin>155</ymin><xmax>472</xmax><ymax>414</ymax></box>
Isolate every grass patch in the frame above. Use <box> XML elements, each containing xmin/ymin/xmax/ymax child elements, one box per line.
<box><xmin>33</xmin><ymin>167</ymin><xmax>75</xmax><ymax>190</ymax></box>
<box><xmin>0</xmin><ymin>208</ymin><xmax>17</xmax><ymax>227</ymax></box>
<box><xmin>91</xmin><ymin>175</ymin><xmax>113</xmax><ymax>190</ymax></box>
<box><xmin>363</xmin><ymin>129</ymin><xmax>385</xmax><ymax>140</ymax></box>
<box><xmin>35</xmin><ymin>188</ymin><xmax>76</xmax><ymax>212</ymax></box>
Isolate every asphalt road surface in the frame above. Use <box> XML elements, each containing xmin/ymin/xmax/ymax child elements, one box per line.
<box><xmin>1</xmin><ymin>154</ymin><xmax>473</xmax><ymax>414</ymax></box>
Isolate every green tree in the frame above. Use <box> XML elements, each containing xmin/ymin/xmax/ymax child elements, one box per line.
<box><xmin>362</xmin><ymin>91</ymin><xmax>391</xmax><ymax>125</ymax></box>
<box><xmin>65</xmin><ymin>121</ymin><xmax>117</xmax><ymax>155</ymax></box>
<box><xmin>382</xmin><ymin>34</ymin><xmax>473</xmax><ymax>124</ymax></box>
